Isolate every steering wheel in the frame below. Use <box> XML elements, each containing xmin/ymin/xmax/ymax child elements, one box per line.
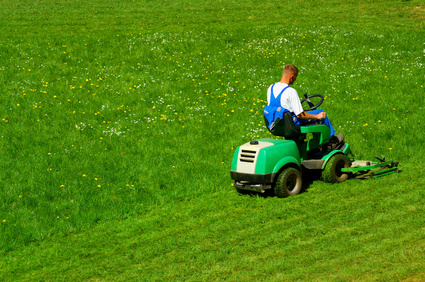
<box><xmin>300</xmin><ymin>93</ymin><xmax>324</xmax><ymax>112</ymax></box>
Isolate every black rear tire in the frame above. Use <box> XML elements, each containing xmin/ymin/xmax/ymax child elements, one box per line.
<box><xmin>322</xmin><ymin>154</ymin><xmax>350</xmax><ymax>183</ymax></box>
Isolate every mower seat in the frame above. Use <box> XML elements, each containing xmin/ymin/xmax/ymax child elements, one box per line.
<box><xmin>264</xmin><ymin>111</ymin><xmax>301</xmax><ymax>139</ymax></box>
<box><xmin>264</xmin><ymin>111</ymin><xmax>331</xmax><ymax>151</ymax></box>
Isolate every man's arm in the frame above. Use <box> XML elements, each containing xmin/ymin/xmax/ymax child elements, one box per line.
<box><xmin>297</xmin><ymin>111</ymin><xmax>326</xmax><ymax>120</ymax></box>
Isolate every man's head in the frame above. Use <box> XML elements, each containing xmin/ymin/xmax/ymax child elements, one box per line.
<box><xmin>281</xmin><ymin>64</ymin><xmax>299</xmax><ymax>85</ymax></box>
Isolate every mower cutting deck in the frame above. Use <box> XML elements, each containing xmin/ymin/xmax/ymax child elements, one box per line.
<box><xmin>343</xmin><ymin>158</ymin><xmax>399</xmax><ymax>179</ymax></box>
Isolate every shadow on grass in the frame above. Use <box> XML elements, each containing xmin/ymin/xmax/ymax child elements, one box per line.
<box><xmin>233</xmin><ymin>162</ymin><xmax>400</xmax><ymax>199</ymax></box>
<box><xmin>235</xmin><ymin>169</ymin><xmax>323</xmax><ymax>199</ymax></box>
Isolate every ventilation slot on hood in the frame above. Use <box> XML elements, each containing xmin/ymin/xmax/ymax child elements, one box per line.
<box><xmin>240</xmin><ymin>149</ymin><xmax>257</xmax><ymax>163</ymax></box>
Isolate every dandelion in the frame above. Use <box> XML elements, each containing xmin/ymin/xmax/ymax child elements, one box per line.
<box><xmin>2</xmin><ymin>220</ymin><xmax>6</xmax><ymax>223</ymax></box>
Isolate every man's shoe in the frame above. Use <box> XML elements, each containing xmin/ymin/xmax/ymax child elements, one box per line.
<box><xmin>329</xmin><ymin>133</ymin><xmax>344</xmax><ymax>144</ymax></box>
<box><xmin>335</xmin><ymin>133</ymin><xmax>344</xmax><ymax>143</ymax></box>
<box><xmin>327</xmin><ymin>133</ymin><xmax>345</xmax><ymax>150</ymax></box>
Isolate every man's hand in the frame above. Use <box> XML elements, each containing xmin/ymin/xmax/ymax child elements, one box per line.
<box><xmin>315</xmin><ymin>111</ymin><xmax>327</xmax><ymax>120</ymax></box>
<box><xmin>297</xmin><ymin>111</ymin><xmax>327</xmax><ymax>120</ymax></box>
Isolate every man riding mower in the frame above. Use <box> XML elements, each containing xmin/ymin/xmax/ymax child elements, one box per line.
<box><xmin>229</xmin><ymin>65</ymin><xmax>398</xmax><ymax>198</ymax></box>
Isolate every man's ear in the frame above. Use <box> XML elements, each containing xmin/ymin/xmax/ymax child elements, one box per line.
<box><xmin>289</xmin><ymin>74</ymin><xmax>295</xmax><ymax>84</ymax></box>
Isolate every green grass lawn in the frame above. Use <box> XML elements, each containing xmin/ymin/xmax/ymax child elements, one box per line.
<box><xmin>1</xmin><ymin>0</ymin><xmax>425</xmax><ymax>280</ymax></box>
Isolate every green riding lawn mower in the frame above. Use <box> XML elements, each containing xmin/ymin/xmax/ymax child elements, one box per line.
<box><xmin>230</xmin><ymin>94</ymin><xmax>399</xmax><ymax>198</ymax></box>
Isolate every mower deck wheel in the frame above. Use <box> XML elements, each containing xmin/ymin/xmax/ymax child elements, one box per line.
<box><xmin>274</xmin><ymin>167</ymin><xmax>302</xmax><ymax>198</ymax></box>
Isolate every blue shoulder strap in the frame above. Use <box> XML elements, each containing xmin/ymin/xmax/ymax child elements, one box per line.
<box><xmin>270</xmin><ymin>84</ymin><xmax>290</xmax><ymax>107</ymax></box>
<box><xmin>265</xmin><ymin>84</ymin><xmax>291</xmax><ymax>130</ymax></box>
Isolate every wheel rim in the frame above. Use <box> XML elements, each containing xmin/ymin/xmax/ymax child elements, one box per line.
<box><xmin>335</xmin><ymin>158</ymin><xmax>349</xmax><ymax>180</ymax></box>
<box><xmin>286</xmin><ymin>174</ymin><xmax>298</xmax><ymax>192</ymax></box>
<box><xmin>335</xmin><ymin>160</ymin><xmax>345</xmax><ymax>177</ymax></box>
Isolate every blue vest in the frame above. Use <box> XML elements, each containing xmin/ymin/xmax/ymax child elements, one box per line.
<box><xmin>264</xmin><ymin>84</ymin><xmax>289</xmax><ymax>130</ymax></box>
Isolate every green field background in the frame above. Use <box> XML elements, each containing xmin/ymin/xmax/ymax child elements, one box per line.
<box><xmin>1</xmin><ymin>0</ymin><xmax>425</xmax><ymax>280</ymax></box>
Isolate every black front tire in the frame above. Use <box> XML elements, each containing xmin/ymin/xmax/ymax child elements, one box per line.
<box><xmin>274</xmin><ymin>167</ymin><xmax>302</xmax><ymax>198</ymax></box>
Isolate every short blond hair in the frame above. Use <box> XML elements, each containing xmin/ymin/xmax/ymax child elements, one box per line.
<box><xmin>283</xmin><ymin>64</ymin><xmax>298</xmax><ymax>76</ymax></box>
